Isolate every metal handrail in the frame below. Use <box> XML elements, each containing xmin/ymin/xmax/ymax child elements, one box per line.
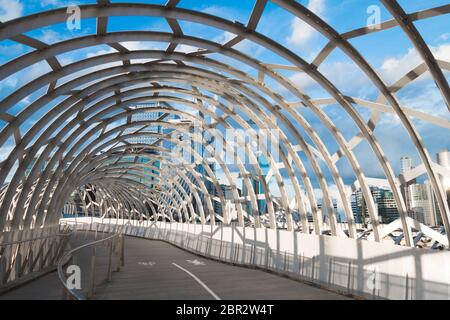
<box><xmin>0</xmin><ymin>225</ymin><xmax>73</xmax><ymax>290</ymax></box>
<box><xmin>0</xmin><ymin>232</ymin><xmax>71</xmax><ymax>247</ymax></box>
<box><xmin>57</xmin><ymin>224</ymin><xmax>125</xmax><ymax>300</ymax></box>
<box><xmin>0</xmin><ymin>224</ymin><xmax>72</xmax><ymax>247</ymax></box>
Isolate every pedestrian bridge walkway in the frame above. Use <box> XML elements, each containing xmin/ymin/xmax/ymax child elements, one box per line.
<box><xmin>2</xmin><ymin>218</ymin><xmax>450</xmax><ymax>300</ymax></box>
<box><xmin>0</xmin><ymin>230</ymin><xmax>349</xmax><ymax>300</ymax></box>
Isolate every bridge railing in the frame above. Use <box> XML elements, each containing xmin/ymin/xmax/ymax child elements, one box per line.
<box><xmin>57</xmin><ymin>222</ymin><xmax>124</xmax><ymax>300</ymax></box>
<box><xmin>128</xmin><ymin>224</ymin><xmax>358</xmax><ymax>295</ymax></box>
<box><xmin>61</xmin><ymin>221</ymin><xmax>382</xmax><ymax>298</ymax></box>
<box><xmin>60</xmin><ymin>218</ymin><xmax>450</xmax><ymax>300</ymax></box>
<box><xmin>70</xmin><ymin>221</ymin><xmax>359</xmax><ymax>297</ymax></box>
<box><xmin>0</xmin><ymin>224</ymin><xmax>72</xmax><ymax>294</ymax></box>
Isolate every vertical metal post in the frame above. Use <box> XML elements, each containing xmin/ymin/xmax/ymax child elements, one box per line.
<box><xmin>268</xmin><ymin>249</ymin><xmax>272</xmax><ymax>269</ymax></box>
<box><xmin>28</xmin><ymin>250</ymin><xmax>34</xmax><ymax>274</ymax></box>
<box><xmin>250</xmin><ymin>245</ymin><xmax>254</xmax><ymax>265</ymax></box>
<box><xmin>88</xmin><ymin>244</ymin><xmax>96</xmax><ymax>298</ymax></box>
<box><xmin>265</xmin><ymin>247</ymin><xmax>269</xmax><ymax>269</ymax></box>
<box><xmin>297</xmin><ymin>253</ymin><xmax>302</xmax><ymax>277</ymax></box>
<box><xmin>107</xmin><ymin>239</ymin><xmax>113</xmax><ymax>282</ymax></box>
<box><xmin>196</xmin><ymin>237</ymin><xmax>200</xmax><ymax>252</ymax></box>
<box><xmin>115</xmin><ymin>236</ymin><xmax>120</xmax><ymax>272</ymax></box>
<box><xmin>15</xmin><ymin>253</ymin><xmax>22</xmax><ymax>280</ymax></box>
<box><xmin>405</xmin><ymin>273</ymin><xmax>409</xmax><ymax>300</ymax></box>
<box><xmin>120</xmin><ymin>235</ymin><xmax>125</xmax><ymax>267</ymax></box>
<box><xmin>347</xmin><ymin>261</ymin><xmax>352</xmax><ymax>294</ymax></box>
<box><xmin>328</xmin><ymin>257</ymin><xmax>333</xmax><ymax>285</ymax></box>
<box><xmin>0</xmin><ymin>256</ymin><xmax>6</xmax><ymax>286</ymax></box>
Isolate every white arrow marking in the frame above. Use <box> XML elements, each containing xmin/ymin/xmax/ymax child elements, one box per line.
<box><xmin>138</xmin><ymin>261</ymin><xmax>156</xmax><ymax>266</ymax></box>
<box><xmin>186</xmin><ymin>259</ymin><xmax>206</xmax><ymax>266</ymax></box>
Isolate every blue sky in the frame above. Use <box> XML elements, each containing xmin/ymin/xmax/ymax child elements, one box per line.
<box><xmin>0</xmin><ymin>0</ymin><xmax>449</xmax><ymax>206</ymax></box>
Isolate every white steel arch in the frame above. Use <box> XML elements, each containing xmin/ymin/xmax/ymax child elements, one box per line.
<box><xmin>0</xmin><ymin>0</ymin><xmax>448</xmax><ymax>251</ymax></box>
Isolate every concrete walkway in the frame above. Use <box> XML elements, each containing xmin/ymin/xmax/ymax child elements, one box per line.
<box><xmin>0</xmin><ymin>234</ymin><xmax>351</xmax><ymax>300</ymax></box>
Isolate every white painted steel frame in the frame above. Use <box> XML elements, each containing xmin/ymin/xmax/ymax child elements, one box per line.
<box><xmin>0</xmin><ymin>1</ymin><xmax>448</xmax><ymax>249</ymax></box>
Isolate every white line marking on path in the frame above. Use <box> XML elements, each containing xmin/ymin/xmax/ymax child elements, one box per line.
<box><xmin>172</xmin><ymin>262</ymin><xmax>221</xmax><ymax>300</ymax></box>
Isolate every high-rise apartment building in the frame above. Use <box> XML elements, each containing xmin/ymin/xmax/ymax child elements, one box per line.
<box><xmin>400</xmin><ymin>151</ymin><xmax>449</xmax><ymax>227</ymax></box>
<box><xmin>407</xmin><ymin>182</ymin><xmax>437</xmax><ymax>225</ymax></box>
<box><xmin>437</xmin><ymin>149</ymin><xmax>450</xmax><ymax>210</ymax></box>
<box><xmin>351</xmin><ymin>186</ymin><xmax>399</xmax><ymax>224</ymax></box>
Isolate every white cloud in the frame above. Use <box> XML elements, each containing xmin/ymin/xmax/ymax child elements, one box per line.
<box><xmin>399</xmin><ymin>84</ymin><xmax>449</xmax><ymax>119</ymax></box>
<box><xmin>289</xmin><ymin>60</ymin><xmax>373</xmax><ymax>98</ymax></box>
<box><xmin>214</xmin><ymin>31</ymin><xmax>236</xmax><ymax>45</ymax></box>
<box><xmin>176</xmin><ymin>44</ymin><xmax>200</xmax><ymax>54</ymax></box>
<box><xmin>380</xmin><ymin>43</ymin><xmax>450</xmax><ymax>84</ymax></box>
<box><xmin>212</xmin><ymin>31</ymin><xmax>264</xmax><ymax>60</ymax></box>
<box><xmin>2</xmin><ymin>61</ymin><xmax>51</xmax><ymax>96</ymax></box>
<box><xmin>38</xmin><ymin>30</ymin><xmax>65</xmax><ymax>44</ymax></box>
<box><xmin>86</xmin><ymin>48</ymin><xmax>116</xmax><ymax>58</ymax></box>
<box><xmin>40</xmin><ymin>0</ymin><xmax>63</xmax><ymax>6</ymax></box>
<box><xmin>3</xmin><ymin>76</ymin><xmax>18</xmax><ymax>88</ymax></box>
<box><xmin>120</xmin><ymin>41</ymin><xmax>162</xmax><ymax>51</ymax></box>
<box><xmin>39</xmin><ymin>0</ymin><xmax>81</xmax><ymax>8</ymax></box>
<box><xmin>0</xmin><ymin>43</ymin><xmax>26</xmax><ymax>59</ymax></box>
<box><xmin>322</xmin><ymin>61</ymin><xmax>374</xmax><ymax>97</ymax></box>
<box><xmin>439</xmin><ymin>33</ymin><xmax>450</xmax><ymax>41</ymax></box>
<box><xmin>201</xmin><ymin>6</ymin><xmax>242</xmax><ymax>23</ymax></box>
<box><xmin>379</xmin><ymin>48</ymin><xmax>422</xmax><ymax>84</ymax></box>
<box><xmin>433</xmin><ymin>43</ymin><xmax>450</xmax><ymax>61</ymax></box>
<box><xmin>0</xmin><ymin>0</ymin><xmax>23</xmax><ymax>21</ymax></box>
<box><xmin>289</xmin><ymin>72</ymin><xmax>318</xmax><ymax>93</ymax></box>
<box><xmin>286</xmin><ymin>0</ymin><xmax>325</xmax><ymax>47</ymax></box>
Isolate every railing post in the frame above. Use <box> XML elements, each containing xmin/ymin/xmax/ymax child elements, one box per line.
<box><xmin>115</xmin><ymin>236</ymin><xmax>121</xmax><ymax>272</ymax></box>
<box><xmin>250</xmin><ymin>245</ymin><xmax>254</xmax><ymax>265</ymax></box>
<box><xmin>347</xmin><ymin>261</ymin><xmax>352</xmax><ymax>295</ymax></box>
<box><xmin>15</xmin><ymin>253</ymin><xmax>22</xmax><ymax>280</ymax></box>
<box><xmin>0</xmin><ymin>256</ymin><xmax>6</xmax><ymax>286</ymax></box>
<box><xmin>88</xmin><ymin>244</ymin><xmax>96</xmax><ymax>298</ymax></box>
<box><xmin>120</xmin><ymin>234</ymin><xmax>125</xmax><ymax>267</ymax></box>
<box><xmin>107</xmin><ymin>238</ymin><xmax>113</xmax><ymax>282</ymax></box>
<box><xmin>28</xmin><ymin>249</ymin><xmax>34</xmax><ymax>274</ymax></box>
<box><xmin>297</xmin><ymin>253</ymin><xmax>302</xmax><ymax>277</ymax></box>
<box><xmin>265</xmin><ymin>247</ymin><xmax>269</xmax><ymax>269</ymax></box>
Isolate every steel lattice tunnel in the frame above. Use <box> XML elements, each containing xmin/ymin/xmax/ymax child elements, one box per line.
<box><xmin>0</xmin><ymin>0</ymin><xmax>449</xmax><ymax>250</ymax></box>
